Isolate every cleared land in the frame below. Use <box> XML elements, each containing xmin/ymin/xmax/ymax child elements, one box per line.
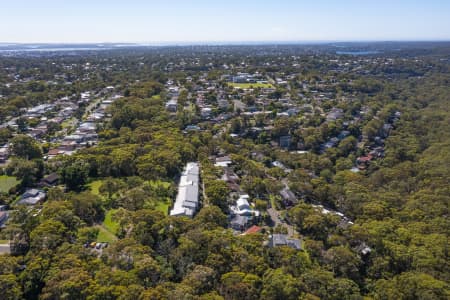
<box><xmin>88</xmin><ymin>179</ymin><xmax>103</xmax><ymax>196</ymax></box>
<box><xmin>95</xmin><ymin>225</ymin><xmax>117</xmax><ymax>243</ymax></box>
<box><xmin>103</xmin><ymin>209</ymin><xmax>119</xmax><ymax>234</ymax></box>
<box><xmin>96</xmin><ymin>209</ymin><xmax>119</xmax><ymax>243</ymax></box>
<box><xmin>0</xmin><ymin>175</ymin><xmax>20</xmax><ymax>193</ymax></box>
<box><xmin>149</xmin><ymin>180</ymin><xmax>172</xmax><ymax>215</ymax></box>
<box><xmin>228</xmin><ymin>82</ymin><xmax>273</xmax><ymax>89</ymax></box>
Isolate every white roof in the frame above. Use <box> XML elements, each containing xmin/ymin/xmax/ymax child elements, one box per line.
<box><xmin>170</xmin><ymin>162</ymin><xmax>200</xmax><ymax>218</ymax></box>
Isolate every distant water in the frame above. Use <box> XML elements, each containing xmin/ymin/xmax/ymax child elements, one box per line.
<box><xmin>0</xmin><ymin>47</ymin><xmax>114</xmax><ymax>52</ymax></box>
<box><xmin>336</xmin><ymin>50</ymin><xmax>380</xmax><ymax>55</ymax></box>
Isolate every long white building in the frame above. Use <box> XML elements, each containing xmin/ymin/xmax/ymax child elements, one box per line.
<box><xmin>170</xmin><ymin>162</ymin><xmax>200</xmax><ymax>218</ymax></box>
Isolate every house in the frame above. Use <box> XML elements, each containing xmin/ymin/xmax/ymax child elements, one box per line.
<box><xmin>354</xmin><ymin>242</ymin><xmax>372</xmax><ymax>256</ymax></box>
<box><xmin>170</xmin><ymin>162</ymin><xmax>200</xmax><ymax>218</ymax></box>
<box><xmin>242</xmin><ymin>225</ymin><xmax>262</xmax><ymax>235</ymax></box>
<box><xmin>270</xmin><ymin>234</ymin><xmax>302</xmax><ymax>250</ymax></box>
<box><xmin>17</xmin><ymin>189</ymin><xmax>46</xmax><ymax>205</ymax></box>
<box><xmin>185</xmin><ymin>125</ymin><xmax>201</xmax><ymax>132</ymax></box>
<box><xmin>214</xmin><ymin>156</ymin><xmax>232</xmax><ymax>168</ymax></box>
<box><xmin>78</xmin><ymin>122</ymin><xmax>97</xmax><ymax>132</ymax></box>
<box><xmin>64</xmin><ymin>134</ymin><xmax>84</xmax><ymax>143</ymax></box>
<box><xmin>279</xmin><ymin>135</ymin><xmax>291</xmax><ymax>149</ymax></box>
<box><xmin>231</xmin><ymin>195</ymin><xmax>260</xmax><ymax>217</ymax></box>
<box><xmin>326</xmin><ymin>108</ymin><xmax>344</xmax><ymax>122</ymax></box>
<box><xmin>279</xmin><ymin>187</ymin><xmax>297</xmax><ymax>206</ymax></box>
<box><xmin>39</xmin><ymin>173</ymin><xmax>59</xmax><ymax>187</ymax></box>
<box><xmin>201</xmin><ymin>107</ymin><xmax>212</xmax><ymax>118</ymax></box>
<box><xmin>217</xmin><ymin>99</ymin><xmax>229</xmax><ymax>109</ymax></box>
<box><xmin>0</xmin><ymin>211</ymin><xmax>8</xmax><ymax>228</ymax></box>
<box><xmin>230</xmin><ymin>215</ymin><xmax>249</xmax><ymax>231</ymax></box>
<box><xmin>47</xmin><ymin>148</ymin><xmax>65</xmax><ymax>159</ymax></box>
<box><xmin>0</xmin><ymin>146</ymin><xmax>9</xmax><ymax>163</ymax></box>
<box><xmin>357</xmin><ymin>154</ymin><xmax>373</xmax><ymax>169</ymax></box>
<box><xmin>165</xmin><ymin>98</ymin><xmax>178</xmax><ymax>112</ymax></box>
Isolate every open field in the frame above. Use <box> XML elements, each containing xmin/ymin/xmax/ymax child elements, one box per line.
<box><xmin>103</xmin><ymin>209</ymin><xmax>119</xmax><ymax>234</ymax></box>
<box><xmin>149</xmin><ymin>180</ymin><xmax>172</xmax><ymax>215</ymax></box>
<box><xmin>88</xmin><ymin>180</ymin><xmax>103</xmax><ymax>196</ymax></box>
<box><xmin>0</xmin><ymin>175</ymin><xmax>20</xmax><ymax>193</ymax></box>
<box><xmin>95</xmin><ymin>225</ymin><xmax>117</xmax><ymax>243</ymax></box>
<box><xmin>228</xmin><ymin>82</ymin><xmax>274</xmax><ymax>89</ymax></box>
<box><xmin>155</xmin><ymin>200</ymin><xmax>170</xmax><ymax>215</ymax></box>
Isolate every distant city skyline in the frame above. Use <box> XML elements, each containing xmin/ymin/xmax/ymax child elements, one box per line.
<box><xmin>1</xmin><ymin>0</ymin><xmax>449</xmax><ymax>43</ymax></box>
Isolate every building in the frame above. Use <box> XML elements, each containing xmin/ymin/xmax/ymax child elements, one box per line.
<box><xmin>279</xmin><ymin>135</ymin><xmax>291</xmax><ymax>149</ymax></box>
<box><xmin>0</xmin><ymin>145</ymin><xmax>9</xmax><ymax>163</ymax></box>
<box><xmin>270</xmin><ymin>234</ymin><xmax>302</xmax><ymax>250</ymax></box>
<box><xmin>165</xmin><ymin>98</ymin><xmax>178</xmax><ymax>112</ymax></box>
<box><xmin>242</xmin><ymin>225</ymin><xmax>262</xmax><ymax>235</ymax></box>
<box><xmin>17</xmin><ymin>189</ymin><xmax>46</xmax><ymax>206</ymax></box>
<box><xmin>38</xmin><ymin>173</ymin><xmax>59</xmax><ymax>187</ymax></box>
<box><xmin>0</xmin><ymin>211</ymin><xmax>8</xmax><ymax>228</ymax></box>
<box><xmin>170</xmin><ymin>162</ymin><xmax>200</xmax><ymax>218</ymax></box>
<box><xmin>214</xmin><ymin>156</ymin><xmax>232</xmax><ymax>168</ymax></box>
<box><xmin>230</xmin><ymin>215</ymin><xmax>249</xmax><ymax>231</ymax></box>
<box><xmin>201</xmin><ymin>107</ymin><xmax>212</xmax><ymax>118</ymax></box>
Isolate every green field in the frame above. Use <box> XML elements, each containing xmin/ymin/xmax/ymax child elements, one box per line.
<box><xmin>88</xmin><ymin>180</ymin><xmax>103</xmax><ymax>196</ymax></box>
<box><xmin>96</xmin><ymin>209</ymin><xmax>119</xmax><ymax>243</ymax></box>
<box><xmin>95</xmin><ymin>225</ymin><xmax>117</xmax><ymax>243</ymax></box>
<box><xmin>0</xmin><ymin>175</ymin><xmax>20</xmax><ymax>193</ymax></box>
<box><xmin>148</xmin><ymin>180</ymin><xmax>172</xmax><ymax>215</ymax></box>
<box><xmin>228</xmin><ymin>82</ymin><xmax>274</xmax><ymax>89</ymax></box>
<box><xmin>155</xmin><ymin>200</ymin><xmax>170</xmax><ymax>215</ymax></box>
<box><xmin>103</xmin><ymin>209</ymin><xmax>119</xmax><ymax>234</ymax></box>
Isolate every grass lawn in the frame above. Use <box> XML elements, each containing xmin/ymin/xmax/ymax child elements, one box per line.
<box><xmin>0</xmin><ymin>175</ymin><xmax>20</xmax><ymax>193</ymax></box>
<box><xmin>88</xmin><ymin>180</ymin><xmax>103</xmax><ymax>196</ymax></box>
<box><xmin>0</xmin><ymin>240</ymin><xmax>9</xmax><ymax>244</ymax></box>
<box><xmin>148</xmin><ymin>180</ymin><xmax>171</xmax><ymax>189</ymax></box>
<box><xmin>103</xmin><ymin>209</ymin><xmax>119</xmax><ymax>234</ymax></box>
<box><xmin>148</xmin><ymin>180</ymin><xmax>172</xmax><ymax>215</ymax></box>
<box><xmin>94</xmin><ymin>209</ymin><xmax>120</xmax><ymax>243</ymax></box>
<box><xmin>228</xmin><ymin>82</ymin><xmax>274</xmax><ymax>89</ymax></box>
<box><xmin>155</xmin><ymin>200</ymin><xmax>170</xmax><ymax>215</ymax></box>
<box><xmin>95</xmin><ymin>225</ymin><xmax>117</xmax><ymax>243</ymax></box>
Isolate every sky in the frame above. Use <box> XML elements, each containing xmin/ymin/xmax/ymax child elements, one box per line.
<box><xmin>1</xmin><ymin>0</ymin><xmax>449</xmax><ymax>43</ymax></box>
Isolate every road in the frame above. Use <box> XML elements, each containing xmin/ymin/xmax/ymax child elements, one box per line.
<box><xmin>267</xmin><ymin>207</ymin><xmax>295</xmax><ymax>237</ymax></box>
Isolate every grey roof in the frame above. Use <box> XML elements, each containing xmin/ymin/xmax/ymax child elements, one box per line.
<box><xmin>230</xmin><ymin>215</ymin><xmax>249</xmax><ymax>230</ymax></box>
<box><xmin>271</xmin><ymin>234</ymin><xmax>302</xmax><ymax>250</ymax></box>
<box><xmin>18</xmin><ymin>189</ymin><xmax>46</xmax><ymax>205</ymax></box>
<box><xmin>170</xmin><ymin>162</ymin><xmax>200</xmax><ymax>218</ymax></box>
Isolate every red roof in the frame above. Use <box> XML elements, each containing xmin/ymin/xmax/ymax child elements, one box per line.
<box><xmin>243</xmin><ymin>225</ymin><xmax>262</xmax><ymax>235</ymax></box>
<box><xmin>47</xmin><ymin>149</ymin><xmax>60</xmax><ymax>156</ymax></box>
<box><xmin>357</xmin><ymin>154</ymin><xmax>373</xmax><ymax>163</ymax></box>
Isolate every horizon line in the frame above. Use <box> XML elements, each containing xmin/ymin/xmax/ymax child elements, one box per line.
<box><xmin>1</xmin><ymin>39</ymin><xmax>450</xmax><ymax>46</ymax></box>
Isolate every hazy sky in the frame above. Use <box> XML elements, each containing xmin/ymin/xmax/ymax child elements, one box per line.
<box><xmin>1</xmin><ymin>0</ymin><xmax>449</xmax><ymax>43</ymax></box>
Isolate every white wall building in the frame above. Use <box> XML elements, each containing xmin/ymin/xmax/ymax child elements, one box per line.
<box><xmin>170</xmin><ymin>162</ymin><xmax>200</xmax><ymax>218</ymax></box>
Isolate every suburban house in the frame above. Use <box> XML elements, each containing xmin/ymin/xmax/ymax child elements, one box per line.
<box><xmin>279</xmin><ymin>135</ymin><xmax>291</xmax><ymax>149</ymax></box>
<box><xmin>230</xmin><ymin>195</ymin><xmax>255</xmax><ymax>216</ymax></box>
<box><xmin>242</xmin><ymin>225</ymin><xmax>263</xmax><ymax>235</ymax></box>
<box><xmin>214</xmin><ymin>156</ymin><xmax>232</xmax><ymax>168</ymax></box>
<box><xmin>270</xmin><ymin>234</ymin><xmax>302</xmax><ymax>250</ymax></box>
<box><xmin>165</xmin><ymin>98</ymin><xmax>178</xmax><ymax>112</ymax></box>
<box><xmin>0</xmin><ymin>211</ymin><xmax>8</xmax><ymax>228</ymax></box>
<box><xmin>38</xmin><ymin>173</ymin><xmax>59</xmax><ymax>187</ymax></box>
<box><xmin>230</xmin><ymin>214</ymin><xmax>250</xmax><ymax>231</ymax></box>
<box><xmin>17</xmin><ymin>189</ymin><xmax>46</xmax><ymax>205</ymax></box>
<box><xmin>170</xmin><ymin>162</ymin><xmax>200</xmax><ymax>218</ymax></box>
<box><xmin>0</xmin><ymin>145</ymin><xmax>9</xmax><ymax>163</ymax></box>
